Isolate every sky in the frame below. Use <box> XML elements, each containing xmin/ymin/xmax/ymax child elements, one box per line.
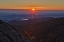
<box><xmin>0</xmin><ymin>0</ymin><xmax>64</xmax><ymax>10</ymax></box>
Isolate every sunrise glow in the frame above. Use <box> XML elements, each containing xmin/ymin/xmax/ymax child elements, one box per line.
<box><xmin>0</xmin><ymin>0</ymin><xmax>64</xmax><ymax>10</ymax></box>
<box><xmin>32</xmin><ymin>8</ymin><xmax>35</xmax><ymax>11</ymax></box>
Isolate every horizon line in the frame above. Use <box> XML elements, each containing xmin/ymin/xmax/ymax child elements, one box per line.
<box><xmin>0</xmin><ymin>9</ymin><xmax>64</xmax><ymax>11</ymax></box>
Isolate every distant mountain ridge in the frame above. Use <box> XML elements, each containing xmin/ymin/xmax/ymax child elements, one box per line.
<box><xmin>9</xmin><ymin>17</ymin><xmax>54</xmax><ymax>25</ymax></box>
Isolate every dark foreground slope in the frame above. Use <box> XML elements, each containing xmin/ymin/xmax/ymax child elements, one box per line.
<box><xmin>34</xmin><ymin>18</ymin><xmax>64</xmax><ymax>42</ymax></box>
<box><xmin>0</xmin><ymin>20</ymin><xmax>31</xmax><ymax>42</ymax></box>
<box><xmin>11</xmin><ymin>17</ymin><xmax>64</xmax><ymax>42</ymax></box>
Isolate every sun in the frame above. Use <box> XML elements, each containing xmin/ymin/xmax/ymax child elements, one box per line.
<box><xmin>32</xmin><ymin>8</ymin><xmax>35</xmax><ymax>11</ymax></box>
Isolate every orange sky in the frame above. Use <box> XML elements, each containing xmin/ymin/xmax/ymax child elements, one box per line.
<box><xmin>0</xmin><ymin>0</ymin><xmax>64</xmax><ymax>10</ymax></box>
